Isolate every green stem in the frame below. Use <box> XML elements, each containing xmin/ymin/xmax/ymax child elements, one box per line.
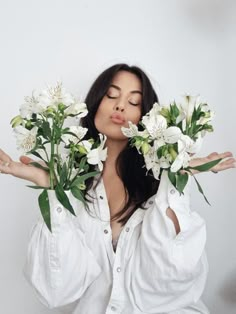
<box><xmin>67</xmin><ymin>148</ymin><xmax>75</xmax><ymax>186</ymax></box>
<box><xmin>49</xmin><ymin>121</ymin><xmax>56</xmax><ymax>190</ymax></box>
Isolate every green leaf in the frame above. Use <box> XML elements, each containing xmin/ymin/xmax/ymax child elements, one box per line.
<box><xmin>29</xmin><ymin>162</ymin><xmax>49</xmax><ymax>172</ymax></box>
<box><xmin>156</xmin><ymin>145</ymin><xmax>166</xmax><ymax>159</ymax></box>
<box><xmin>59</xmin><ymin>162</ymin><xmax>68</xmax><ymax>185</ymax></box>
<box><xmin>71</xmin><ymin>171</ymin><xmax>99</xmax><ymax>187</ymax></box>
<box><xmin>189</xmin><ymin>158</ymin><xmax>222</xmax><ymax>172</ymax></box>
<box><xmin>168</xmin><ymin>170</ymin><xmax>177</xmax><ymax>187</ymax></box>
<box><xmin>71</xmin><ymin>186</ymin><xmax>86</xmax><ymax>205</ymax></box>
<box><xmin>191</xmin><ymin>173</ymin><xmax>211</xmax><ymax>205</ymax></box>
<box><xmin>54</xmin><ymin>124</ymin><xmax>62</xmax><ymax>140</ymax></box>
<box><xmin>38</xmin><ymin>189</ymin><xmax>51</xmax><ymax>232</ymax></box>
<box><xmin>30</xmin><ymin>151</ymin><xmax>46</xmax><ymax>161</ymax></box>
<box><xmin>42</xmin><ymin>121</ymin><xmax>51</xmax><ymax>139</ymax></box>
<box><xmin>170</xmin><ymin>102</ymin><xmax>180</xmax><ymax>123</ymax></box>
<box><xmin>27</xmin><ymin>185</ymin><xmax>49</xmax><ymax>189</ymax></box>
<box><xmin>79</xmin><ymin>156</ymin><xmax>87</xmax><ymax>170</ymax></box>
<box><xmin>55</xmin><ymin>184</ymin><xmax>76</xmax><ymax>216</ymax></box>
<box><xmin>176</xmin><ymin>173</ymin><xmax>189</xmax><ymax>194</ymax></box>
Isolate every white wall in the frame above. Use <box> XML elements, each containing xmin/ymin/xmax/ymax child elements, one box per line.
<box><xmin>0</xmin><ymin>0</ymin><xmax>235</xmax><ymax>313</ymax></box>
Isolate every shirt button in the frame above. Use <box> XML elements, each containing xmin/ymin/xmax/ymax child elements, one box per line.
<box><xmin>111</xmin><ymin>306</ymin><xmax>116</xmax><ymax>311</ymax></box>
<box><xmin>149</xmin><ymin>200</ymin><xmax>154</xmax><ymax>205</ymax></box>
<box><xmin>125</xmin><ymin>227</ymin><xmax>130</xmax><ymax>232</ymax></box>
<box><xmin>117</xmin><ymin>267</ymin><xmax>121</xmax><ymax>272</ymax></box>
<box><xmin>56</xmin><ymin>206</ymin><xmax>63</xmax><ymax>213</ymax></box>
<box><xmin>99</xmin><ymin>195</ymin><xmax>104</xmax><ymax>200</ymax></box>
<box><xmin>170</xmin><ymin>189</ymin><xmax>176</xmax><ymax>195</ymax></box>
<box><xmin>104</xmin><ymin>229</ymin><xmax>108</xmax><ymax>234</ymax></box>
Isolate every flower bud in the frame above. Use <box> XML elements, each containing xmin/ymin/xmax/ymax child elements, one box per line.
<box><xmin>45</xmin><ymin>107</ymin><xmax>55</xmax><ymax>116</ymax></box>
<box><xmin>134</xmin><ymin>138</ymin><xmax>142</xmax><ymax>149</ymax></box>
<box><xmin>169</xmin><ymin>146</ymin><xmax>177</xmax><ymax>160</ymax></box>
<box><xmin>10</xmin><ymin>115</ymin><xmax>24</xmax><ymax>128</ymax></box>
<box><xmin>25</xmin><ymin>120</ymin><xmax>32</xmax><ymax>129</ymax></box>
<box><xmin>78</xmin><ymin>145</ymin><xmax>87</xmax><ymax>155</ymax></box>
<box><xmin>160</xmin><ymin>107</ymin><xmax>169</xmax><ymax>118</ymax></box>
<box><xmin>58</xmin><ymin>103</ymin><xmax>66</xmax><ymax>111</ymax></box>
<box><xmin>141</xmin><ymin>142</ymin><xmax>150</xmax><ymax>155</ymax></box>
<box><xmin>78</xmin><ymin>183</ymin><xmax>86</xmax><ymax>190</ymax></box>
<box><xmin>204</xmin><ymin>111</ymin><xmax>211</xmax><ymax>119</ymax></box>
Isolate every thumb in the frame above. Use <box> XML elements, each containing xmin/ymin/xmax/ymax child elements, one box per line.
<box><xmin>19</xmin><ymin>155</ymin><xmax>34</xmax><ymax>165</ymax></box>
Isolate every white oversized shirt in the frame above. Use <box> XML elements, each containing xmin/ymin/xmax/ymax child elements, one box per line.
<box><xmin>24</xmin><ymin>171</ymin><xmax>209</xmax><ymax>314</ymax></box>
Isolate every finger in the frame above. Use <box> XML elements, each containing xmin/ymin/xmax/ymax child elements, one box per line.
<box><xmin>20</xmin><ymin>156</ymin><xmax>47</xmax><ymax>168</ymax></box>
<box><xmin>20</xmin><ymin>156</ymin><xmax>34</xmax><ymax>165</ymax></box>
<box><xmin>217</xmin><ymin>151</ymin><xmax>233</xmax><ymax>159</ymax></box>
<box><xmin>0</xmin><ymin>149</ymin><xmax>12</xmax><ymax>163</ymax></box>
<box><xmin>213</xmin><ymin>158</ymin><xmax>236</xmax><ymax>172</ymax></box>
<box><xmin>207</xmin><ymin>151</ymin><xmax>233</xmax><ymax>161</ymax></box>
<box><xmin>220</xmin><ymin>158</ymin><xmax>236</xmax><ymax>169</ymax></box>
<box><xmin>207</xmin><ymin>152</ymin><xmax>218</xmax><ymax>158</ymax></box>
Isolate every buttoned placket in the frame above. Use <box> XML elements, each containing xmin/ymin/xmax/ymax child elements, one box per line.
<box><xmin>96</xmin><ymin>179</ymin><xmax>146</xmax><ymax>314</ymax></box>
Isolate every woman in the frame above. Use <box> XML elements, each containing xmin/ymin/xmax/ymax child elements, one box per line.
<box><xmin>0</xmin><ymin>64</ymin><xmax>235</xmax><ymax>314</ymax></box>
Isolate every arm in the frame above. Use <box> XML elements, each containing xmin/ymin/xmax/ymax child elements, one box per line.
<box><xmin>167</xmin><ymin>151</ymin><xmax>235</xmax><ymax>235</ymax></box>
<box><xmin>24</xmin><ymin>191</ymin><xmax>102</xmax><ymax>309</ymax></box>
<box><xmin>124</xmin><ymin>171</ymin><xmax>208</xmax><ymax>313</ymax></box>
<box><xmin>0</xmin><ymin>149</ymin><xmax>102</xmax><ymax>308</ymax></box>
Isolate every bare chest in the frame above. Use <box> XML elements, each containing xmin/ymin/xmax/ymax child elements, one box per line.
<box><xmin>102</xmin><ymin>176</ymin><xmax>127</xmax><ymax>243</ymax></box>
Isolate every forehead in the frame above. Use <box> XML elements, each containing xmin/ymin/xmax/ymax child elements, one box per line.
<box><xmin>111</xmin><ymin>71</ymin><xmax>142</xmax><ymax>91</ymax></box>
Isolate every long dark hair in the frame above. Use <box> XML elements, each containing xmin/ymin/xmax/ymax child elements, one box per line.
<box><xmin>81</xmin><ymin>63</ymin><xmax>160</xmax><ymax>225</ymax></box>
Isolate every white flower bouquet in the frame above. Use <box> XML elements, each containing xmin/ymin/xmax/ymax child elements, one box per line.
<box><xmin>11</xmin><ymin>82</ymin><xmax>107</xmax><ymax>231</ymax></box>
<box><xmin>121</xmin><ymin>95</ymin><xmax>221</xmax><ymax>203</ymax></box>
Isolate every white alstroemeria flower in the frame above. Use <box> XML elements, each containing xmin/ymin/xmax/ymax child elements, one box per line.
<box><xmin>78</xmin><ymin>140</ymin><xmax>93</xmax><ymax>153</ymax></box>
<box><xmin>62</xmin><ymin>126</ymin><xmax>88</xmax><ymax>145</ymax></box>
<box><xmin>142</xmin><ymin>112</ymin><xmax>167</xmax><ymax>139</ymax></box>
<box><xmin>148</xmin><ymin>102</ymin><xmax>163</xmax><ymax>117</ymax></box>
<box><xmin>163</xmin><ymin>126</ymin><xmax>182</xmax><ymax>144</ymax></box>
<box><xmin>188</xmin><ymin>135</ymin><xmax>203</xmax><ymax>154</ymax></box>
<box><xmin>170</xmin><ymin>134</ymin><xmax>194</xmax><ymax>172</ymax></box>
<box><xmin>65</xmin><ymin>102</ymin><xmax>88</xmax><ymax>118</ymax></box>
<box><xmin>180</xmin><ymin>94</ymin><xmax>200</xmax><ymax>124</ymax></box>
<box><xmin>197</xmin><ymin>105</ymin><xmax>215</xmax><ymax>126</ymax></box>
<box><xmin>38</xmin><ymin>82</ymin><xmax>74</xmax><ymax>109</ymax></box>
<box><xmin>142</xmin><ymin>107</ymin><xmax>182</xmax><ymax>145</ymax></box>
<box><xmin>121</xmin><ymin>121</ymin><xmax>139</xmax><ymax>138</ymax></box>
<box><xmin>159</xmin><ymin>155</ymin><xmax>171</xmax><ymax>169</ymax></box>
<box><xmin>87</xmin><ymin>134</ymin><xmax>107</xmax><ymax>171</ymax></box>
<box><xmin>20</xmin><ymin>92</ymin><xmax>45</xmax><ymax>119</ymax></box>
<box><xmin>144</xmin><ymin>146</ymin><xmax>161</xmax><ymax>179</ymax></box>
<box><xmin>121</xmin><ymin>121</ymin><xmax>149</xmax><ymax>138</ymax></box>
<box><xmin>14</xmin><ymin>126</ymin><xmax>38</xmax><ymax>153</ymax></box>
<box><xmin>170</xmin><ymin>151</ymin><xmax>190</xmax><ymax>173</ymax></box>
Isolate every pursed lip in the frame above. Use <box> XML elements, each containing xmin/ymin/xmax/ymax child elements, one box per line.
<box><xmin>110</xmin><ymin>112</ymin><xmax>125</xmax><ymax>124</ymax></box>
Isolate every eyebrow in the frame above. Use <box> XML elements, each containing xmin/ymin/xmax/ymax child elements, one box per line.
<box><xmin>109</xmin><ymin>84</ymin><xmax>142</xmax><ymax>95</ymax></box>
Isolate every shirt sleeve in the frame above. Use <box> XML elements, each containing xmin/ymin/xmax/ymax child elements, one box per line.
<box><xmin>23</xmin><ymin>190</ymin><xmax>102</xmax><ymax>309</ymax></box>
<box><xmin>124</xmin><ymin>170</ymin><xmax>208</xmax><ymax>313</ymax></box>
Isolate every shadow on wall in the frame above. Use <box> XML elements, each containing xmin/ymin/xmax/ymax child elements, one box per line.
<box><xmin>219</xmin><ymin>269</ymin><xmax>236</xmax><ymax>303</ymax></box>
<box><xmin>180</xmin><ymin>0</ymin><xmax>236</xmax><ymax>35</ymax></box>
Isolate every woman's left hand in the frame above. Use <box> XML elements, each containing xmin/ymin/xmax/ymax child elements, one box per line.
<box><xmin>189</xmin><ymin>151</ymin><xmax>236</xmax><ymax>175</ymax></box>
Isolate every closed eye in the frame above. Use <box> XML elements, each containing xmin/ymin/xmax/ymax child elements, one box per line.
<box><xmin>106</xmin><ymin>94</ymin><xmax>118</xmax><ymax>99</ymax></box>
<box><xmin>129</xmin><ymin>101</ymin><xmax>139</xmax><ymax>106</ymax></box>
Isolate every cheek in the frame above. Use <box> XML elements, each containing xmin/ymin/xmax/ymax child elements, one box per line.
<box><xmin>94</xmin><ymin>102</ymin><xmax>106</xmax><ymax>129</ymax></box>
<box><xmin>129</xmin><ymin>108</ymin><xmax>142</xmax><ymax>125</ymax></box>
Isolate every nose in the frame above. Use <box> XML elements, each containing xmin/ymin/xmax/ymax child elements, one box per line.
<box><xmin>114</xmin><ymin>100</ymin><xmax>125</xmax><ymax>112</ymax></box>
<box><xmin>115</xmin><ymin>105</ymin><xmax>124</xmax><ymax>112</ymax></box>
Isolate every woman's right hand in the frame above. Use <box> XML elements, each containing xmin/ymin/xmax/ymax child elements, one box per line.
<box><xmin>0</xmin><ymin>149</ymin><xmax>50</xmax><ymax>187</ymax></box>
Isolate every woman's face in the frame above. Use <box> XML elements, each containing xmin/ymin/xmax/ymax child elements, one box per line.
<box><xmin>94</xmin><ymin>70</ymin><xmax>142</xmax><ymax>141</ymax></box>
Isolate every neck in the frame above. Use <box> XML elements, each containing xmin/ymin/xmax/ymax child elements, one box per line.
<box><xmin>103</xmin><ymin>138</ymin><xmax>128</xmax><ymax>173</ymax></box>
